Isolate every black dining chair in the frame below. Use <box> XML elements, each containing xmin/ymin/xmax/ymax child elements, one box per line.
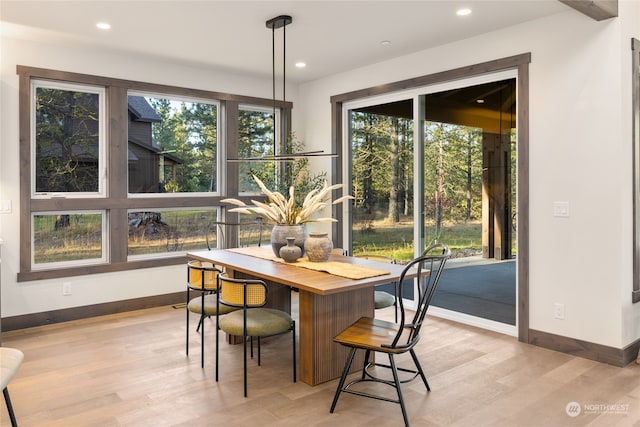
<box><xmin>185</xmin><ymin>260</ymin><xmax>239</xmax><ymax>368</ymax></box>
<box><xmin>330</xmin><ymin>243</ymin><xmax>451</xmax><ymax>427</ymax></box>
<box><xmin>216</xmin><ymin>274</ymin><xmax>296</xmax><ymax>397</ymax></box>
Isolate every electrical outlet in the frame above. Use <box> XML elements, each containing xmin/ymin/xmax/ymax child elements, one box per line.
<box><xmin>62</xmin><ymin>282</ymin><xmax>72</xmax><ymax>296</ymax></box>
<box><xmin>554</xmin><ymin>303</ymin><xmax>565</xmax><ymax>319</ymax></box>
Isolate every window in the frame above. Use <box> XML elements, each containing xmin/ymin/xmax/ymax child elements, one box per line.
<box><xmin>238</xmin><ymin>106</ymin><xmax>276</xmax><ymax>193</ymax></box>
<box><xmin>18</xmin><ymin>66</ymin><xmax>291</xmax><ymax>280</ymax></box>
<box><xmin>127</xmin><ymin>208</ymin><xmax>218</xmax><ymax>259</ymax></box>
<box><xmin>127</xmin><ymin>93</ymin><xmax>219</xmax><ymax>194</ymax></box>
<box><xmin>32</xmin><ymin>80</ymin><xmax>106</xmax><ymax>196</ymax></box>
<box><xmin>32</xmin><ymin>211</ymin><xmax>105</xmax><ymax>267</ymax></box>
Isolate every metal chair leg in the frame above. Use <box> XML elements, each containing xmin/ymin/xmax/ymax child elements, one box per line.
<box><xmin>292</xmin><ymin>321</ymin><xmax>297</xmax><ymax>383</ymax></box>
<box><xmin>195</xmin><ymin>315</ymin><xmax>205</xmax><ymax>333</ymax></box>
<box><xmin>215</xmin><ymin>313</ymin><xmax>220</xmax><ymax>382</ymax></box>
<box><xmin>243</xmin><ymin>334</ymin><xmax>248</xmax><ymax>397</ymax></box>
<box><xmin>388</xmin><ymin>354</ymin><xmax>409</xmax><ymax>427</ymax></box>
<box><xmin>257</xmin><ymin>337</ymin><xmax>261</xmax><ymax>366</ymax></box>
<box><xmin>409</xmin><ymin>348</ymin><xmax>430</xmax><ymax>391</ymax></box>
<box><xmin>3</xmin><ymin>387</ymin><xmax>18</xmax><ymax>427</ymax></box>
<box><xmin>185</xmin><ymin>298</ymin><xmax>190</xmax><ymax>357</ymax></box>
<box><xmin>362</xmin><ymin>349</ymin><xmax>371</xmax><ymax>380</ymax></box>
<box><xmin>200</xmin><ymin>313</ymin><xmax>205</xmax><ymax>369</ymax></box>
<box><xmin>330</xmin><ymin>347</ymin><xmax>357</xmax><ymax>413</ymax></box>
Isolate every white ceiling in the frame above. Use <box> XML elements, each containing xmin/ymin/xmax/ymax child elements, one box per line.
<box><xmin>1</xmin><ymin>1</ymin><xmax>572</xmax><ymax>83</ymax></box>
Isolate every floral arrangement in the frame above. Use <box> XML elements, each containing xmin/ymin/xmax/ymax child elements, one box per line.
<box><xmin>222</xmin><ymin>175</ymin><xmax>353</xmax><ymax>224</ymax></box>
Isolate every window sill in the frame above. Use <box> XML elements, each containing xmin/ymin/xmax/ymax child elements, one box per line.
<box><xmin>17</xmin><ymin>256</ymin><xmax>186</xmax><ymax>282</ymax></box>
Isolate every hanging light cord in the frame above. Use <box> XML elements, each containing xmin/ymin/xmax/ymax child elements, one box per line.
<box><xmin>272</xmin><ymin>21</ymin><xmax>277</xmax><ymax>155</ymax></box>
<box><xmin>225</xmin><ymin>15</ymin><xmax>338</xmax><ymax>162</ymax></box>
<box><xmin>283</xmin><ymin>21</ymin><xmax>286</xmax><ymax>106</ymax></box>
<box><xmin>270</xmin><ymin>18</ymin><xmax>288</xmax><ymax>156</ymax></box>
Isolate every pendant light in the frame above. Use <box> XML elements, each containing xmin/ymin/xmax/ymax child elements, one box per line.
<box><xmin>228</xmin><ymin>14</ymin><xmax>336</xmax><ymax>162</ymax></box>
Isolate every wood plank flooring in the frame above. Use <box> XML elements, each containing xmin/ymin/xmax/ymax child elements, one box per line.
<box><xmin>2</xmin><ymin>293</ymin><xmax>639</xmax><ymax>426</ymax></box>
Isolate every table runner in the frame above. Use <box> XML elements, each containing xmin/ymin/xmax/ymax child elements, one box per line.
<box><xmin>228</xmin><ymin>246</ymin><xmax>390</xmax><ymax>280</ymax></box>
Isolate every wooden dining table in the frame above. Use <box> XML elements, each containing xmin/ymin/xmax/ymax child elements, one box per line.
<box><xmin>187</xmin><ymin>246</ymin><xmax>415</xmax><ymax>386</ymax></box>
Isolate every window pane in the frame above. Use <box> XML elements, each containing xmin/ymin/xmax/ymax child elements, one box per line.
<box><xmin>127</xmin><ymin>208</ymin><xmax>219</xmax><ymax>257</ymax></box>
<box><xmin>34</xmin><ymin>83</ymin><xmax>102</xmax><ymax>194</ymax></box>
<box><xmin>238</xmin><ymin>217</ymin><xmax>270</xmax><ymax>247</ymax></box>
<box><xmin>423</xmin><ymin>79</ymin><xmax>516</xmax><ymax>260</ymax></box>
<box><xmin>33</xmin><ymin>213</ymin><xmax>104</xmax><ymax>265</ymax></box>
<box><xmin>423</xmin><ymin>122</ymin><xmax>483</xmax><ymax>251</ymax></box>
<box><xmin>350</xmin><ymin>105</ymin><xmax>415</xmax><ymax>262</ymax></box>
<box><xmin>127</xmin><ymin>94</ymin><xmax>218</xmax><ymax>194</ymax></box>
<box><xmin>238</xmin><ymin>108</ymin><xmax>275</xmax><ymax>192</ymax></box>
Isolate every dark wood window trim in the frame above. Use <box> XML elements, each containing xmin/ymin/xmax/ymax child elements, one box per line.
<box><xmin>632</xmin><ymin>39</ymin><xmax>640</xmax><ymax>303</ymax></box>
<box><xmin>17</xmin><ymin>65</ymin><xmax>291</xmax><ymax>282</ymax></box>
<box><xmin>330</xmin><ymin>53</ymin><xmax>531</xmax><ymax>341</ymax></box>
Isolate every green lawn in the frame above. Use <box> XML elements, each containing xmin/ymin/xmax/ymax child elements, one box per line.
<box><xmin>34</xmin><ymin>212</ymin><xmax>503</xmax><ymax>264</ymax></box>
<box><xmin>352</xmin><ymin>219</ymin><xmax>484</xmax><ymax>262</ymax></box>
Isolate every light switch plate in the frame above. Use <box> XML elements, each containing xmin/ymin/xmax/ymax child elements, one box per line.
<box><xmin>0</xmin><ymin>200</ymin><xmax>11</xmax><ymax>214</ymax></box>
<box><xmin>553</xmin><ymin>201</ymin><xmax>569</xmax><ymax>217</ymax></box>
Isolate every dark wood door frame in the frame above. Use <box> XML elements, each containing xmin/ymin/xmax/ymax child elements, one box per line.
<box><xmin>330</xmin><ymin>53</ymin><xmax>530</xmax><ymax>342</ymax></box>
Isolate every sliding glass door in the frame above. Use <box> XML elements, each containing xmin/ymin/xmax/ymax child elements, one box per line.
<box><xmin>342</xmin><ymin>71</ymin><xmax>518</xmax><ymax>334</ymax></box>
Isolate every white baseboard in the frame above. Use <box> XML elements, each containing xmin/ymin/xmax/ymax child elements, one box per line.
<box><xmin>427</xmin><ymin>306</ymin><xmax>517</xmax><ymax>337</ymax></box>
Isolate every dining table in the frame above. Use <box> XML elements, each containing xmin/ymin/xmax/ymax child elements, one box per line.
<box><xmin>187</xmin><ymin>246</ymin><xmax>416</xmax><ymax>386</ymax></box>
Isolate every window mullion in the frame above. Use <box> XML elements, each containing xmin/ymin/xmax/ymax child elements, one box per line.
<box><xmin>109</xmin><ymin>86</ymin><xmax>130</xmax><ymax>263</ymax></box>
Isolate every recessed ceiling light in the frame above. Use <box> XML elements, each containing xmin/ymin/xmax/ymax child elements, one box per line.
<box><xmin>295</xmin><ymin>62</ymin><xmax>306</xmax><ymax>68</ymax></box>
<box><xmin>96</xmin><ymin>22</ymin><xmax>111</xmax><ymax>30</ymax></box>
<box><xmin>456</xmin><ymin>8</ymin><xmax>472</xmax><ymax>16</ymax></box>
<box><xmin>381</xmin><ymin>40</ymin><xmax>391</xmax><ymax>46</ymax></box>
<box><xmin>476</xmin><ymin>99</ymin><xmax>485</xmax><ymax>104</ymax></box>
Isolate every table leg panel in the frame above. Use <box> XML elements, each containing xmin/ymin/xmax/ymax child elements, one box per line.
<box><xmin>299</xmin><ymin>287</ymin><xmax>374</xmax><ymax>385</ymax></box>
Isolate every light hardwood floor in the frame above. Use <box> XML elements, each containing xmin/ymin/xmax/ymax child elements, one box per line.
<box><xmin>2</xmin><ymin>293</ymin><xmax>639</xmax><ymax>426</ymax></box>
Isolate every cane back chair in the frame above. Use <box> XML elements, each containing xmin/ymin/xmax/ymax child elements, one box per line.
<box><xmin>185</xmin><ymin>260</ymin><xmax>239</xmax><ymax>368</ymax></box>
<box><xmin>216</xmin><ymin>274</ymin><xmax>296</xmax><ymax>397</ymax></box>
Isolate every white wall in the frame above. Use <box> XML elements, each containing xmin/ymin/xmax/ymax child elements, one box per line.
<box><xmin>2</xmin><ymin>5</ymin><xmax>639</xmax><ymax>351</ymax></box>
<box><xmin>0</xmin><ymin>34</ymin><xmax>296</xmax><ymax>318</ymax></box>
<box><xmin>298</xmin><ymin>6</ymin><xmax>640</xmax><ymax>349</ymax></box>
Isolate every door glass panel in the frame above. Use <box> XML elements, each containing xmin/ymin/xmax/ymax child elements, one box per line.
<box><xmin>349</xmin><ymin>100</ymin><xmax>414</xmax><ymax>262</ymax></box>
<box><xmin>424</xmin><ymin>78</ymin><xmax>517</xmax><ymax>325</ymax></box>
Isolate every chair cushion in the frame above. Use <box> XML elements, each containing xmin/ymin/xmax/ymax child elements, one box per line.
<box><xmin>187</xmin><ymin>294</ymin><xmax>239</xmax><ymax>316</ymax></box>
<box><xmin>0</xmin><ymin>347</ymin><xmax>24</xmax><ymax>389</ymax></box>
<box><xmin>374</xmin><ymin>290</ymin><xmax>395</xmax><ymax>309</ymax></box>
<box><xmin>219</xmin><ymin>308</ymin><xmax>292</xmax><ymax>337</ymax></box>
